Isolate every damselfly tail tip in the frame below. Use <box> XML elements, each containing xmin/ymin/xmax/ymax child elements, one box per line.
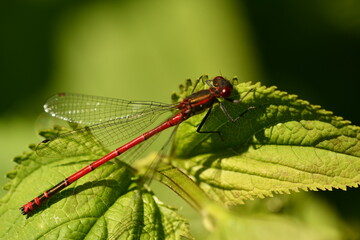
<box><xmin>19</xmin><ymin>206</ymin><xmax>27</xmax><ymax>215</ymax></box>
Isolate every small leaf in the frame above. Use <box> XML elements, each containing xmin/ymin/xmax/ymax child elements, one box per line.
<box><xmin>156</xmin><ymin>165</ymin><xmax>212</xmax><ymax>213</ymax></box>
<box><xmin>171</xmin><ymin>79</ymin><xmax>360</xmax><ymax>207</ymax></box>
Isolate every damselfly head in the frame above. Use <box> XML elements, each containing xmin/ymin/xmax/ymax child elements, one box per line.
<box><xmin>212</xmin><ymin>76</ymin><xmax>233</xmax><ymax>98</ymax></box>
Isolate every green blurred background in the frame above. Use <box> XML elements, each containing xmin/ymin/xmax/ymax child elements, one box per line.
<box><xmin>1</xmin><ymin>0</ymin><xmax>359</xmax><ymax>238</ymax></box>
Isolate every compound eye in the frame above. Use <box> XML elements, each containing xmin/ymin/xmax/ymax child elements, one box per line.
<box><xmin>221</xmin><ymin>86</ymin><xmax>232</xmax><ymax>98</ymax></box>
<box><xmin>213</xmin><ymin>76</ymin><xmax>225</xmax><ymax>86</ymax></box>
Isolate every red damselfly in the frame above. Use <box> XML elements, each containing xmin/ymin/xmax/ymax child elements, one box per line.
<box><xmin>20</xmin><ymin>76</ymin><xmax>254</xmax><ymax>215</ymax></box>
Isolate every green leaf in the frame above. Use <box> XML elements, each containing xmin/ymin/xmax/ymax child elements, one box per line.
<box><xmin>0</xmin><ymin>128</ymin><xmax>192</xmax><ymax>240</ymax></box>
<box><xmin>171</xmin><ymin>77</ymin><xmax>360</xmax><ymax>207</ymax></box>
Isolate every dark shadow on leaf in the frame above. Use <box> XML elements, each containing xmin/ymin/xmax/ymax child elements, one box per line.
<box><xmin>25</xmin><ymin>179</ymin><xmax>125</xmax><ymax>218</ymax></box>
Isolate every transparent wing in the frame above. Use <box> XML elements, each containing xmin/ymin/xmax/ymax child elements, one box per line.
<box><xmin>44</xmin><ymin>93</ymin><xmax>173</xmax><ymax>125</ymax></box>
<box><xmin>36</xmin><ymin>93</ymin><xmax>177</xmax><ymax>157</ymax></box>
